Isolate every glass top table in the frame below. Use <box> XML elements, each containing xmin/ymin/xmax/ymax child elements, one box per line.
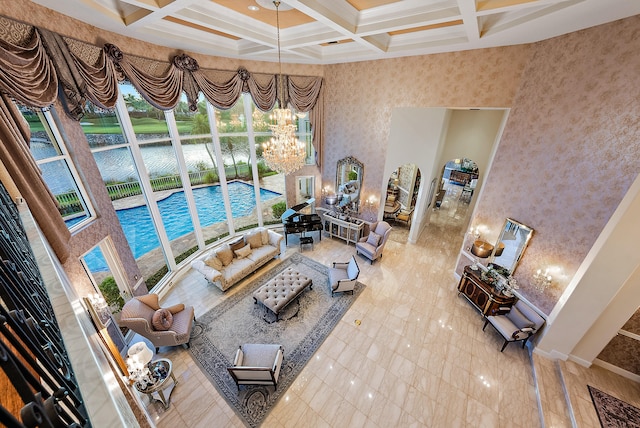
<box><xmin>135</xmin><ymin>358</ymin><xmax>177</xmax><ymax>409</ymax></box>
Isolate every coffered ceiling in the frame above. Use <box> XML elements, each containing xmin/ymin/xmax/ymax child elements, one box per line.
<box><xmin>31</xmin><ymin>0</ymin><xmax>640</xmax><ymax>64</ymax></box>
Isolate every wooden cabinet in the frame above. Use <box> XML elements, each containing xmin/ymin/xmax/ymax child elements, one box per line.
<box><xmin>457</xmin><ymin>266</ymin><xmax>515</xmax><ymax>316</ymax></box>
<box><xmin>449</xmin><ymin>170</ymin><xmax>478</xmax><ymax>186</ymax></box>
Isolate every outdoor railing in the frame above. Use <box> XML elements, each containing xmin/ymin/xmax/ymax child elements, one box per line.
<box><xmin>58</xmin><ymin>164</ymin><xmax>269</xmax><ymax>217</ymax></box>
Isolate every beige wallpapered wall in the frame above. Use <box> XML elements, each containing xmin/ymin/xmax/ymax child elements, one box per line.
<box><xmin>323</xmin><ymin>16</ymin><xmax>640</xmax><ymax>318</ymax></box>
<box><xmin>322</xmin><ymin>47</ymin><xmax>531</xmax><ymax>208</ymax></box>
<box><xmin>472</xmin><ymin>17</ymin><xmax>640</xmax><ymax>315</ymax></box>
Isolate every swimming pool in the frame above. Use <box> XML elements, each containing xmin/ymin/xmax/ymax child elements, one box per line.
<box><xmin>81</xmin><ymin>181</ymin><xmax>281</xmax><ymax>271</ymax></box>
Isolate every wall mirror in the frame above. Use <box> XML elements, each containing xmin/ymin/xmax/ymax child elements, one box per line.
<box><xmin>490</xmin><ymin>218</ymin><xmax>534</xmax><ymax>275</ymax></box>
<box><xmin>336</xmin><ymin>156</ymin><xmax>364</xmax><ymax>212</ymax></box>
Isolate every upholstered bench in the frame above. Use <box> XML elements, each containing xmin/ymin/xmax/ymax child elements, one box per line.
<box><xmin>252</xmin><ymin>267</ymin><xmax>312</xmax><ymax>320</ymax></box>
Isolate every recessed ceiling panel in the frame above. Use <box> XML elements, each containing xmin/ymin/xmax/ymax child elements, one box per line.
<box><xmin>31</xmin><ymin>0</ymin><xmax>640</xmax><ymax>64</ymax></box>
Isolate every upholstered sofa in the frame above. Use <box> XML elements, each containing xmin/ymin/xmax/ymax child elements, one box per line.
<box><xmin>190</xmin><ymin>228</ymin><xmax>283</xmax><ymax>291</ymax></box>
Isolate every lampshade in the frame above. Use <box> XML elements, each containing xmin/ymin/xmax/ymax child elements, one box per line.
<box><xmin>127</xmin><ymin>342</ymin><xmax>153</xmax><ymax>365</ymax></box>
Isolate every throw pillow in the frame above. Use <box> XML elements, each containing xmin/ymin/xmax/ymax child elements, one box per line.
<box><xmin>367</xmin><ymin>231</ymin><xmax>381</xmax><ymax>246</ymax></box>
<box><xmin>151</xmin><ymin>308</ymin><xmax>173</xmax><ymax>331</ymax></box>
<box><xmin>508</xmin><ymin>306</ymin><xmax>534</xmax><ymax>330</ymax></box>
<box><xmin>216</xmin><ymin>245</ymin><xmax>234</xmax><ymax>266</ymax></box>
<box><xmin>204</xmin><ymin>254</ymin><xmax>223</xmax><ymax>270</ymax></box>
<box><xmin>164</xmin><ymin>303</ymin><xmax>185</xmax><ymax>315</ymax></box>
<box><xmin>234</xmin><ymin>243</ymin><xmax>252</xmax><ymax>259</ymax></box>
<box><xmin>246</xmin><ymin>231</ymin><xmax>263</xmax><ymax>249</ymax></box>
<box><xmin>229</xmin><ymin>237</ymin><xmax>245</xmax><ymax>253</ymax></box>
<box><xmin>135</xmin><ymin>294</ymin><xmax>160</xmax><ymax>310</ymax></box>
<box><xmin>260</xmin><ymin>228</ymin><xmax>269</xmax><ymax>245</ymax></box>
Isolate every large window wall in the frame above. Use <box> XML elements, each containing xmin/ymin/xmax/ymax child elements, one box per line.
<box><xmin>21</xmin><ymin>109</ymin><xmax>94</xmax><ymax>231</ymax></box>
<box><xmin>80</xmin><ymin>84</ymin><xmax>303</xmax><ymax>289</ymax></box>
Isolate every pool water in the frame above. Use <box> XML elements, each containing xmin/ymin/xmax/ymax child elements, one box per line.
<box><xmin>80</xmin><ymin>181</ymin><xmax>280</xmax><ymax>271</ymax></box>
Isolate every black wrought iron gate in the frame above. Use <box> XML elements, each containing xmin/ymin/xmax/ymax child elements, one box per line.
<box><xmin>0</xmin><ymin>182</ymin><xmax>90</xmax><ymax>427</ymax></box>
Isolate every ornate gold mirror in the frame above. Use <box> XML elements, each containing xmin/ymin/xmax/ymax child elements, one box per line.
<box><xmin>336</xmin><ymin>156</ymin><xmax>363</xmax><ymax>212</ymax></box>
<box><xmin>490</xmin><ymin>218</ymin><xmax>534</xmax><ymax>274</ymax></box>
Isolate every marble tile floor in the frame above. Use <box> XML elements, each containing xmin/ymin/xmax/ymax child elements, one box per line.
<box><xmin>134</xmin><ymin>187</ymin><xmax>637</xmax><ymax>428</ymax></box>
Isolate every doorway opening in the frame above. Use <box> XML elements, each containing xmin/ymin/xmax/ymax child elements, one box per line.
<box><xmin>428</xmin><ymin>158</ymin><xmax>479</xmax><ymax>231</ymax></box>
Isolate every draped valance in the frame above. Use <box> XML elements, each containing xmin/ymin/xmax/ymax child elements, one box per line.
<box><xmin>0</xmin><ymin>14</ymin><xmax>323</xmax><ymax>264</ymax></box>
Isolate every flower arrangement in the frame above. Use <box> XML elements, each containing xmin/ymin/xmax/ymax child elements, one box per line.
<box><xmin>481</xmin><ymin>266</ymin><xmax>519</xmax><ymax>295</ymax></box>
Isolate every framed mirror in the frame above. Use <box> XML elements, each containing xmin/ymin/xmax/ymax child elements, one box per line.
<box><xmin>336</xmin><ymin>156</ymin><xmax>363</xmax><ymax>212</ymax></box>
<box><xmin>490</xmin><ymin>218</ymin><xmax>534</xmax><ymax>275</ymax></box>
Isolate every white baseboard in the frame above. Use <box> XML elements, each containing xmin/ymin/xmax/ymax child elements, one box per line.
<box><xmin>533</xmin><ymin>347</ymin><xmax>568</xmax><ymax>361</ymax></box>
<box><xmin>593</xmin><ymin>359</ymin><xmax>640</xmax><ymax>383</ymax></box>
<box><xmin>567</xmin><ymin>355</ymin><xmax>592</xmax><ymax>368</ymax></box>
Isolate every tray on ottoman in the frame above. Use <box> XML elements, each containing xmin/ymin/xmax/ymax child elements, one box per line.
<box><xmin>253</xmin><ymin>267</ymin><xmax>312</xmax><ymax>320</ymax></box>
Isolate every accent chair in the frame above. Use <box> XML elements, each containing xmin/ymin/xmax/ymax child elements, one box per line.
<box><xmin>328</xmin><ymin>256</ymin><xmax>360</xmax><ymax>296</ymax></box>
<box><xmin>355</xmin><ymin>221</ymin><xmax>392</xmax><ymax>264</ymax></box>
<box><xmin>119</xmin><ymin>294</ymin><xmax>195</xmax><ymax>353</ymax></box>
<box><xmin>227</xmin><ymin>344</ymin><xmax>284</xmax><ymax>390</ymax></box>
<box><xmin>483</xmin><ymin>300</ymin><xmax>545</xmax><ymax>351</ymax></box>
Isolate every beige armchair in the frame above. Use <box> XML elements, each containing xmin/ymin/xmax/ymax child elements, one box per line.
<box><xmin>483</xmin><ymin>300</ymin><xmax>545</xmax><ymax>351</ymax></box>
<box><xmin>355</xmin><ymin>221</ymin><xmax>392</xmax><ymax>264</ymax></box>
<box><xmin>119</xmin><ymin>294</ymin><xmax>195</xmax><ymax>353</ymax></box>
<box><xmin>227</xmin><ymin>344</ymin><xmax>284</xmax><ymax>390</ymax></box>
<box><xmin>395</xmin><ymin>207</ymin><xmax>414</xmax><ymax>226</ymax></box>
<box><xmin>328</xmin><ymin>256</ymin><xmax>360</xmax><ymax>296</ymax></box>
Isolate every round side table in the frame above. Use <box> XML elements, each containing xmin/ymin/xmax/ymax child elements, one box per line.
<box><xmin>135</xmin><ymin>358</ymin><xmax>177</xmax><ymax>409</ymax></box>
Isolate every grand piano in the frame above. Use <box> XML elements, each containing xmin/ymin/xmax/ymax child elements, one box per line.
<box><xmin>281</xmin><ymin>198</ymin><xmax>322</xmax><ymax>245</ymax></box>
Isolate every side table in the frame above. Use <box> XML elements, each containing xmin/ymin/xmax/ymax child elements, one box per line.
<box><xmin>135</xmin><ymin>358</ymin><xmax>177</xmax><ymax>409</ymax></box>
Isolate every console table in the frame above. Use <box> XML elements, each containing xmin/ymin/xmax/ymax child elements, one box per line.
<box><xmin>322</xmin><ymin>213</ymin><xmax>365</xmax><ymax>245</ymax></box>
<box><xmin>457</xmin><ymin>266</ymin><xmax>515</xmax><ymax>316</ymax></box>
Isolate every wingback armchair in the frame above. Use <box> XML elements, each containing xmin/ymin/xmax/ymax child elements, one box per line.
<box><xmin>355</xmin><ymin>221</ymin><xmax>392</xmax><ymax>264</ymax></box>
<box><xmin>119</xmin><ymin>294</ymin><xmax>195</xmax><ymax>353</ymax></box>
<box><xmin>328</xmin><ymin>256</ymin><xmax>360</xmax><ymax>296</ymax></box>
<box><xmin>483</xmin><ymin>300</ymin><xmax>545</xmax><ymax>351</ymax></box>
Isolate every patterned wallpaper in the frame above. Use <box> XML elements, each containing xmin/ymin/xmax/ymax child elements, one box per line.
<box><xmin>322</xmin><ymin>46</ymin><xmax>531</xmax><ymax>215</ymax></box>
<box><xmin>472</xmin><ymin>17</ymin><xmax>640</xmax><ymax>315</ymax></box>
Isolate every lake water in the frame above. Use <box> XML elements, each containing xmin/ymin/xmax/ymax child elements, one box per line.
<box><xmin>31</xmin><ymin>140</ymin><xmax>242</xmax><ymax>194</ymax></box>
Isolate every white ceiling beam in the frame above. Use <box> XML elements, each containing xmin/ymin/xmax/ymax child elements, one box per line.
<box><xmin>456</xmin><ymin>0</ymin><xmax>480</xmax><ymax>42</ymax></box>
<box><xmin>355</xmin><ymin>8</ymin><xmax>461</xmax><ymax>35</ymax></box>
<box><xmin>123</xmin><ymin>0</ymin><xmax>199</xmax><ymax>29</ymax></box>
<box><xmin>475</xmin><ymin>0</ymin><xmax>584</xmax><ymax>17</ymax></box>
<box><xmin>480</xmin><ymin>0</ymin><xmax>583</xmax><ymax>38</ymax></box>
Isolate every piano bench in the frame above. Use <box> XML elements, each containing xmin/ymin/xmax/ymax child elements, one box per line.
<box><xmin>300</xmin><ymin>236</ymin><xmax>314</xmax><ymax>251</ymax></box>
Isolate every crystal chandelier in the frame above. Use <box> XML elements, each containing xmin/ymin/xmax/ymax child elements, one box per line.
<box><xmin>262</xmin><ymin>0</ymin><xmax>305</xmax><ymax>175</ymax></box>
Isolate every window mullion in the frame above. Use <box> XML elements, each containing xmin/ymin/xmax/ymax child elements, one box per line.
<box><xmin>41</xmin><ymin>109</ymin><xmax>96</xmax><ymax>224</ymax></box>
<box><xmin>115</xmin><ymin>93</ymin><xmax>177</xmax><ymax>271</ymax></box>
<box><xmin>206</xmin><ymin>102</ymin><xmax>235</xmax><ymax>235</ymax></box>
<box><xmin>242</xmin><ymin>93</ymin><xmax>263</xmax><ymax>226</ymax></box>
<box><xmin>164</xmin><ymin>110</ymin><xmax>205</xmax><ymax>250</ymax></box>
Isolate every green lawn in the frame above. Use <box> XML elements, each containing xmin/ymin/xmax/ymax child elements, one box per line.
<box><xmin>80</xmin><ymin>116</ymin><xmax>193</xmax><ymax>135</ymax></box>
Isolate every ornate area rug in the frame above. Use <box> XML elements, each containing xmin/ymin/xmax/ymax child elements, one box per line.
<box><xmin>588</xmin><ymin>385</ymin><xmax>640</xmax><ymax>427</ymax></box>
<box><xmin>188</xmin><ymin>253</ymin><xmax>366</xmax><ymax>427</ymax></box>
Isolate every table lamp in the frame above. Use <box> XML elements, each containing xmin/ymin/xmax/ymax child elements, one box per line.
<box><xmin>126</xmin><ymin>342</ymin><xmax>154</xmax><ymax>388</ymax></box>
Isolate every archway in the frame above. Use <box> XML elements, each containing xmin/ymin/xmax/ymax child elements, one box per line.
<box><xmin>383</xmin><ymin>163</ymin><xmax>421</xmax><ymax>240</ymax></box>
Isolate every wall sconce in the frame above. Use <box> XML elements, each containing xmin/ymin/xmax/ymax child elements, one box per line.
<box><xmin>532</xmin><ymin>268</ymin><xmax>552</xmax><ymax>291</ymax></box>
<box><xmin>468</xmin><ymin>226</ymin><xmax>481</xmax><ymax>240</ymax></box>
<box><xmin>86</xmin><ymin>293</ymin><xmax>110</xmax><ymax>324</ymax></box>
<box><xmin>126</xmin><ymin>342</ymin><xmax>154</xmax><ymax>388</ymax></box>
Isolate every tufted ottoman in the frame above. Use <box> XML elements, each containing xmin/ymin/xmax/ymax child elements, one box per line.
<box><xmin>252</xmin><ymin>267</ymin><xmax>313</xmax><ymax>320</ymax></box>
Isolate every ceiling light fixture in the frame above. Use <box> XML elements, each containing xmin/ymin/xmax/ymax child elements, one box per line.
<box><xmin>262</xmin><ymin>0</ymin><xmax>306</xmax><ymax>175</ymax></box>
<box><xmin>248</xmin><ymin>5</ymin><xmax>259</xmax><ymax>11</ymax></box>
